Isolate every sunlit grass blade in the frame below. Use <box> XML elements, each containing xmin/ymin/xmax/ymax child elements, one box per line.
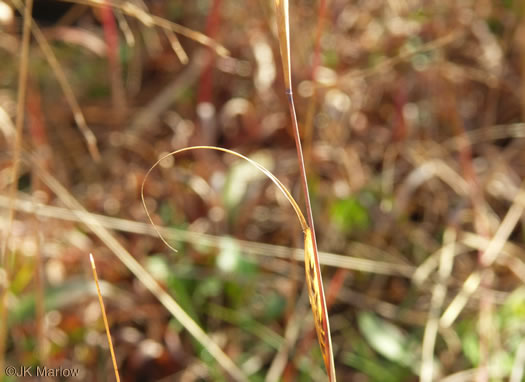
<box><xmin>89</xmin><ymin>254</ymin><xmax>121</xmax><ymax>382</ymax></box>
<box><xmin>274</xmin><ymin>0</ymin><xmax>337</xmax><ymax>379</ymax></box>
<box><xmin>141</xmin><ymin>146</ymin><xmax>309</xmax><ymax>254</ymax></box>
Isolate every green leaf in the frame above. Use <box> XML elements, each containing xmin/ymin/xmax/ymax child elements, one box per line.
<box><xmin>168</xmin><ymin>275</ymin><xmax>200</xmax><ymax>325</ymax></box>
<box><xmin>357</xmin><ymin>312</ymin><xmax>414</xmax><ymax>367</ymax></box>
<box><xmin>331</xmin><ymin>197</ymin><xmax>369</xmax><ymax>232</ymax></box>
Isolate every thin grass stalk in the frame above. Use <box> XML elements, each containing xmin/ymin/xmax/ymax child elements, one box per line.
<box><xmin>274</xmin><ymin>0</ymin><xmax>336</xmax><ymax>379</ymax></box>
<box><xmin>0</xmin><ymin>0</ymin><xmax>34</xmax><ymax>374</ymax></box>
<box><xmin>90</xmin><ymin>254</ymin><xmax>121</xmax><ymax>382</ymax></box>
<box><xmin>164</xmin><ymin>30</ymin><xmax>189</xmax><ymax>64</ymax></box>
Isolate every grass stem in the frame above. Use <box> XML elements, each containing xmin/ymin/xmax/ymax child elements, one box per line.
<box><xmin>90</xmin><ymin>254</ymin><xmax>121</xmax><ymax>382</ymax></box>
<box><xmin>274</xmin><ymin>0</ymin><xmax>336</xmax><ymax>379</ymax></box>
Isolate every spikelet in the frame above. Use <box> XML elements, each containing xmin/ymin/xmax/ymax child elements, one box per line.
<box><xmin>304</xmin><ymin>228</ymin><xmax>336</xmax><ymax>381</ymax></box>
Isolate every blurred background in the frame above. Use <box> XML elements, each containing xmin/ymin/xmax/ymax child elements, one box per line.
<box><xmin>1</xmin><ymin>0</ymin><xmax>525</xmax><ymax>380</ymax></box>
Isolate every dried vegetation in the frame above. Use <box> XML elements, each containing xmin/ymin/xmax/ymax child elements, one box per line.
<box><xmin>1</xmin><ymin>0</ymin><xmax>525</xmax><ymax>381</ymax></box>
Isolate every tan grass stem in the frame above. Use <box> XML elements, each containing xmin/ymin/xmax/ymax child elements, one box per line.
<box><xmin>90</xmin><ymin>254</ymin><xmax>121</xmax><ymax>382</ymax></box>
<box><xmin>274</xmin><ymin>0</ymin><xmax>336</xmax><ymax>379</ymax></box>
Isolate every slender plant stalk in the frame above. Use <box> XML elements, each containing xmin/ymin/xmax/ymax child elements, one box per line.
<box><xmin>274</xmin><ymin>1</ymin><xmax>336</xmax><ymax>380</ymax></box>
<box><xmin>0</xmin><ymin>0</ymin><xmax>34</xmax><ymax>374</ymax></box>
<box><xmin>89</xmin><ymin>254</ymin><xmax>121</xmax><ymax>382</ymax></box>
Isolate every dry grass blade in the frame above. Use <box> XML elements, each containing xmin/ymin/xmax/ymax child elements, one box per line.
<box><xmin>141</xmin><ymin>146</ymin><xmax>308</xmax><ymax>254</ymax></box>
<box><xmin>114</xmin><ymin>9</ymin><xmax>135</xmax><ymax>47</ymax></box>
<box><xmin>164</xmin><ymin>29</ymin><xmax>189</xmax><ymax>64</ymax></box>
<box><xmin>274</xmin><ymin>0</ymin><xmax>336</xmax><ymax>379</ymax></box>
<box><xmin>89</xmin><ymin>254</ymin><xmax>121</xmax><ymax>382</ymax></box>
